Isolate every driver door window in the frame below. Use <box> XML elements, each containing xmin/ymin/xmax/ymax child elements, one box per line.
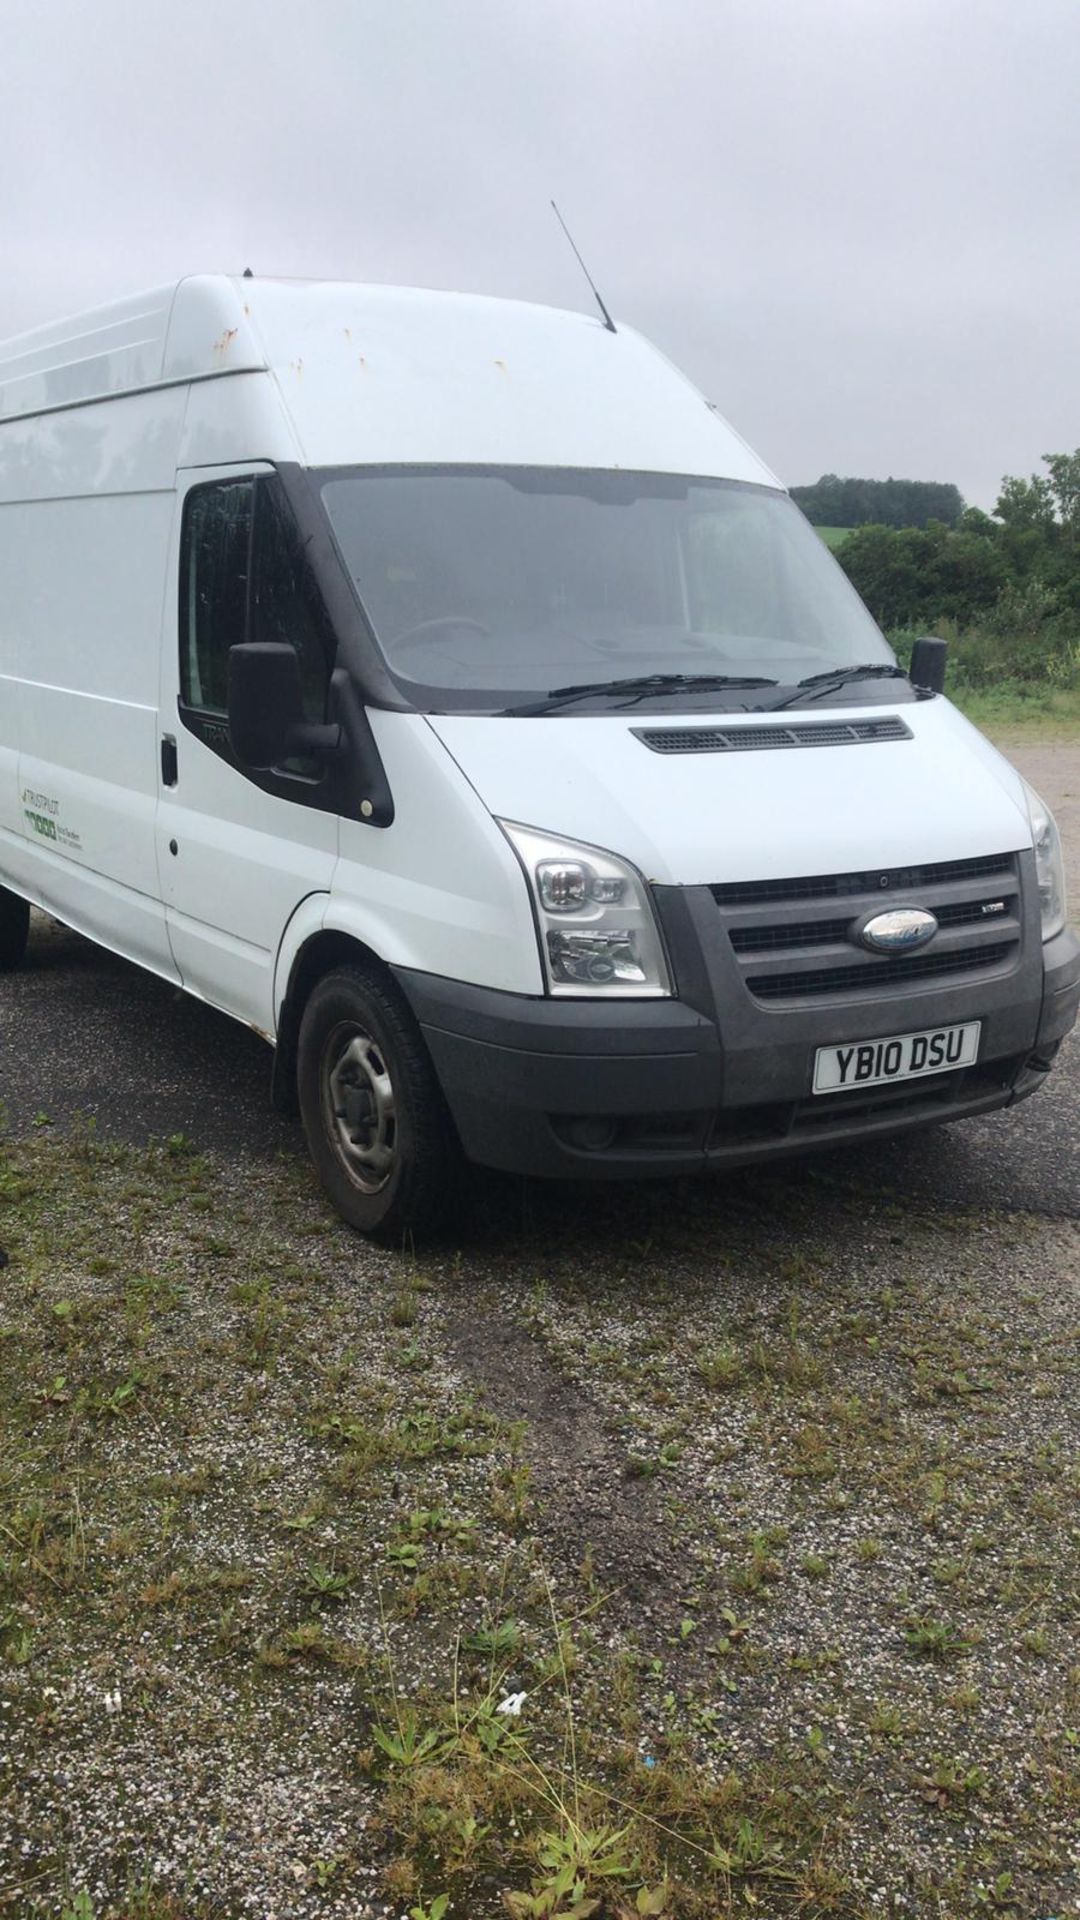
<box><xmin>181</xmin><ymin>478</ymin><xmax>253</xmax><ymax>715</ymax></box>
<box><xmin>179</xmin><ymin>473</ymin><xmax>335</xmax><ymax>774</ymax></box>
<box><xmin>250</xmin><ymin>478</ymin><xmax>336</xmax><ymax>728</ymax></box>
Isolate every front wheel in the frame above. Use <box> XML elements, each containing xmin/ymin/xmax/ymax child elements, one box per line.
<box><xmin>296</xmin><ymin>964</ymin><xmax>461</xmax><ymax>1241</ymax></box>
<box><xmin>0</xmin><ymin>888</ymin><xmax>30</xmax><ymax>973</ymax></box>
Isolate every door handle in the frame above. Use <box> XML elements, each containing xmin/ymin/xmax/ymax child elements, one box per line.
<box><xmin>161</xmin><ymin>735</ymin><xmax>178</xmax><ymax>787</ymax></box>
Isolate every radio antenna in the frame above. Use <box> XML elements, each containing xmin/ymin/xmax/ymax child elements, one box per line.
<box><xmin>550</xmin><ymin>200</ymin><xmax>616</xmax><ymax>333</ymax></box>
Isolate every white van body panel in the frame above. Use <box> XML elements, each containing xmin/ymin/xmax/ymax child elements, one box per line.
<box><xmin>315</xmin><ymin>711</ymin><xmax>544</xmax><ymax>1006</ymax></box>
<box><xmin>157</xmin><ymin>773</ymin><xmax>338</xmax><ymax>1035</ymax></box>
<box><xmin>0</xmin><ymin>385</ymin><xmax>188</xmax><ymax>975</ymax></box>
<box><xmin>0</xmin><ymin>275</ymin><xmax>776</xmax><ymax>482</ymax></box>
<box><xmin>232</xmin><ymin>281</ymin><xmax>778</xmax><ymax>481</ymax></box>
<box><xmin>177</xmin><ymin>370</ymin><xmax>303</xmax><ymax>470</ymax></box>
<box><xmin>0</xmin><ymin>280</ymin><xmax>266</xmax><ymax>422</ymax></box>
<box><xmin>0</xmin><ymin>285</ymin><xmax>180</xmax><ymax>419</ymax></box>
<box><xmin>429</xmin><ymin>698</ymin><xmax>1032</xmax><ymax>888</ymax></box>
<box><xmin>269</xmin><ymin>711</ymin><xmax>546</xmax><ymax>1024</ymax></box>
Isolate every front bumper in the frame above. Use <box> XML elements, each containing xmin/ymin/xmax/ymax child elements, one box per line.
<box><xmin>394</xmin><ymin>912</ymin><xmax>1080</xmax><ymax>1183</ymax></box>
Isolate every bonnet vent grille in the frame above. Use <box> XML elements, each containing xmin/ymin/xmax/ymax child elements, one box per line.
<box><xmin>633</xmin><ymin>716</ymin><xmax>913</xmax><ymax>755</ymax></box>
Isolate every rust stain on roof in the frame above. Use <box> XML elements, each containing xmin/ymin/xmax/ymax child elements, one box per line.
<box><xmin>213</xmin><ymin>328</ymin><xmax>239</xmax><ymax>354</ymax></box>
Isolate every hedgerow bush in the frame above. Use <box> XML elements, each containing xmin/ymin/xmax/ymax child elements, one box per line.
<box><xmin>838</xmin><ymin>452</ymin><xmax>1080</xmax><ymax>692</ymax></box>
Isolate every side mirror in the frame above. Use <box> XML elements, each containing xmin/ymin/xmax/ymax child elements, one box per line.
<box><xmin>909</xmin><ymin>635</ymin><xmax>948</xmax><ymax>695</ymax></box>
<box><xmin>228</xmin><ymin>643</ymin><xmax>341</xmax><ymax>769</ymax></box>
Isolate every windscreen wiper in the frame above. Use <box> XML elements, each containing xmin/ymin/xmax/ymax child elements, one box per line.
<box><xmin>760</xmin><ymin>663</ymin><xmax>908</xmax><ymax>713</ymax></box>
<box><xmin>504</xmin><ymin>672</ymin><xmax>779</xmax><ymax>716</ymax></box>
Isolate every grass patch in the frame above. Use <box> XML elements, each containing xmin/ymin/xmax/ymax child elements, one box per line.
<box><xmin>948</xmin><ymin>679</ymin><xmax>1080</xmax><ymax>737</ymax></box>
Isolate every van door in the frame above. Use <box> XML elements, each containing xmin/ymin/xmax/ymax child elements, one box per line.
<box><xmin>158</xmin><ymin>464</ymin><xmax>339</xmax><ymax>1034</ymax></box>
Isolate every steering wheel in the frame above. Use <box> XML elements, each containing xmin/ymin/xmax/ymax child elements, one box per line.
<box><xmin>391</xmin><ymin>616</ymin><xmax>492</xmax><ymax>657</ymax></box>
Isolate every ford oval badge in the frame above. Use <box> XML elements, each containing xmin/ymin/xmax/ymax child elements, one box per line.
<box><xmin>857</xmin><ymin>906</ymin><xmax>938</xmax><ymax>954</ymax></box>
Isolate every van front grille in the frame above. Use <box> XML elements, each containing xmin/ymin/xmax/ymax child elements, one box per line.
<box><xmin>746</xmin><ymin>942</ymin><xmax>1013</xmax><ymax>1002</ymax></box>
<box><xmin>712</xmin><ymin>852</ymin><xmax>1014</xmax><ymax>910</ymax></box>
<box><xmin>713</xmin><ymin>854</ymin><xmax>1023</xmax><ymax>1007</ymax></box>
<box><xmin>730</xmin><ymin>894</ymin><xmax>1018</xmax><ymax>958</ymax></box>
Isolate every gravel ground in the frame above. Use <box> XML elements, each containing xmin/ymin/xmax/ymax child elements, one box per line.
<box><xmin>0</xmin><ymin>736</ymin><xmax>1077</xmax><ymax>1920</ymax></box>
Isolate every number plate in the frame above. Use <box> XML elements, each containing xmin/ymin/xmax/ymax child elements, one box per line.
<box><xmin>812</xmin><ymin>1020</ymin><xmax>981</xmax><ymax>1094</ymax></box>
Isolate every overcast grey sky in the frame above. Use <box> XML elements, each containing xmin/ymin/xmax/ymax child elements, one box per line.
<box><xmin>4</xmin><ymin>0</ymin><xmax>1078</xmax><ymax>507</ymax></box>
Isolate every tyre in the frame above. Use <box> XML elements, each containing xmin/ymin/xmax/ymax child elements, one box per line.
<box><xmin>0</xmin><ymin>888</ymin><xmax>30</xmax><ymax>973</ymax></box>
<box><xmin>296</xmin><ymin>963</ymin><xmax>462</xmax><ymax>1241</ymax></box>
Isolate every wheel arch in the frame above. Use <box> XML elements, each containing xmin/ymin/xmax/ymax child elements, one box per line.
<box><xmin>272</xmin><ymin>922</ymin><xmax>396</xmax><ymax>1116</ymax></box>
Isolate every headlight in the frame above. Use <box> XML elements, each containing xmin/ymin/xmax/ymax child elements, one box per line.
<box><xmin>499</xmin><ymin>822</ymin><xmax>672</xmax><ymax>997</ymax></box>
<box><xmin>1022</xmin><ymin>780</ymin><xmax>1067</xmax><ymax>941</ymax></box>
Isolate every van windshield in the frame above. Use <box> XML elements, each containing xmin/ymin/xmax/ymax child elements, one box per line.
<box><xmin>319</xmin><ymin>467</ymin><xmax>897</xmax><ymax>713</ymax></box>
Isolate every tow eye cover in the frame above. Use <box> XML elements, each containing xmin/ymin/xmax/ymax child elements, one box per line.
<box><xmin>856</xmin><ymin>906</ymin><xmax>939</xmax><ymax>954</ymax></box>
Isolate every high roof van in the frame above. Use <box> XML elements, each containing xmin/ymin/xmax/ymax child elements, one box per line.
<box><xmin>1</xmin><ymin>275</ymin><xmax>1076</xmax><ymax>1237</ymax></box>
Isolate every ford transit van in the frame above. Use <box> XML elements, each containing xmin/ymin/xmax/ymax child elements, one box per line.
<box><xmin>1</xmin><ymin>276</ymin><xmax>1077</xmax><ymax>1237</ymax></box>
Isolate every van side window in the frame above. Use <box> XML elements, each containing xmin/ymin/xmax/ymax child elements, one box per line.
<box><xmin>251</xmin><ymin>476</ymin><xmax>335</xmax><ymax>725</ymax></box>
<box><xmin>180</xmin><ymin>479</ymin><xmax>255</xmax><ymax>714</ymax></box>
<box><xmin>179</xmin><ymin>473</ymin><xmax>336</xmax><ymax>779</ymax></box>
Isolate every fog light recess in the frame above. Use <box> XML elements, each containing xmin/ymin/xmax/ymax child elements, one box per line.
<box><xmin>561</xmin><ymin>1116</ymin><xmax>619</xmax><ymax>1152</ymax></box>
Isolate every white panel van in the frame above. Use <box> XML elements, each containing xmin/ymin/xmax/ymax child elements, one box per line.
<box><xmin>1</xmin><ymin>276</ymin><xmax>1076</xmax><ymax>1237</ymax></box>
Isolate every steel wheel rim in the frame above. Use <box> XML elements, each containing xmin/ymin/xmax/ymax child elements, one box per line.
<box><xmin>322</xmin><ymin>1022</ymin><xmax>398</xmax><ymax>1194</ymax></box>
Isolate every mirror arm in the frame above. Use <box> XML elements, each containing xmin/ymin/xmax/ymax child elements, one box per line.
<box><xmin>287</xmin><ymin>720</ymin><xmax>344</xmax><ymax>755</ymax></box>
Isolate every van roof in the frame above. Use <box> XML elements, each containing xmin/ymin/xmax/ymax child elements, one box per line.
<box><xmin>0</xmin><ymin>276</ymin><xmax>779</xmax><ymax>485</ymax></box>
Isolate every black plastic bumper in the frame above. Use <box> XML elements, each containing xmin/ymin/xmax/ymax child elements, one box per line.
<box><xmin>394</xmin><ymin>921</ymin><xmax>1080</xmax><ymax>1182</ymax></box>
<box><xmin>1036</xmin><ymin>923</ymin><xmax>1080</xmax><ymax>1053</ymax></box>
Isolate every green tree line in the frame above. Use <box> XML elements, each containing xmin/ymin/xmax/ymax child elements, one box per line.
<box><xmin>792</xmin><ymin>473</ymin><xmax>964</xmax><ymax>529</ymax></box>
<box><xmin>829</xmin><ymin>453</ymin><xmax>1080</xmax><ymax>689</ymax></box>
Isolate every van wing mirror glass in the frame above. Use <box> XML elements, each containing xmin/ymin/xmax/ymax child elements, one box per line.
<box><xmin>228</xmin><ymin>642</ymin><xmax>342</xmax><ymax>769</ymax></box>
<box><xmin>228</xmin><ymin>642</ymin><xmax>303</xmax><ymax>768</ymax></box>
